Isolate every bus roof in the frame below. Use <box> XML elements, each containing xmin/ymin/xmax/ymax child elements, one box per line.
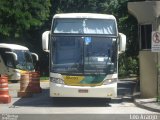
<box><xmin>53</xmin><ymin>13</ymin><xmax>116</xmax><ymax>20</ymax></box>
<box><xmin>0</xmin><ymin>43</ymin><xmax>29</xmax><ymax>50</ymax></box>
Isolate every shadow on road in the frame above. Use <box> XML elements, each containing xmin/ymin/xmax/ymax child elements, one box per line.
<box><xmin>13</xmin><ymin>89</ymin><xmax>111</xmax><ymax>107</ymax></box>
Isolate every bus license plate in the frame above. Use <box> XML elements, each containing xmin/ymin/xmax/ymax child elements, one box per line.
<box><xmin>78</xmin><ymin>89</ymin><xmax>88</xmax><ymax>93</ymax></box>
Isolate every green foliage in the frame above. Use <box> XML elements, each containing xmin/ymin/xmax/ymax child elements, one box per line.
<box><xmin>55</xmin><ymin>0</ymin><xmax>108</xmax><ymax>13</ymax></box>
<box><xmin>40</xmin><ymin>77</ymin><xmax>49</xmax><ymax>80</ymax></box>
<box><xmin>118</xmin><ymin>53</ymin><xmax>139</xmax><ymax>78</ymax></box>
<box><xmin>0</xmin><ymin>0</ymin><xmax>51</xmax><ymax>38</ymax></box>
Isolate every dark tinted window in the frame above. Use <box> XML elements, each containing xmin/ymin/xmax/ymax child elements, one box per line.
<box><xmin>140</xmin><ymin>24</ymin><xmax>152</xmax><ymax>49</ymax></box>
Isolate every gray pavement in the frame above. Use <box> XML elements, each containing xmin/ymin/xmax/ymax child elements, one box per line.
<box><xmin>119</xmin><ymin>78</ymin><xmax>160</xmax><ymax>113</ymax></box>
<box><xmin>1</xmin><ymin>81</ymin><xmax>160</xmax><ymax>114</ymax></box>
<box><xmin>134</xmin><ymin>98</ymin><xmax>160</xmax><ymax>113</ymax></box>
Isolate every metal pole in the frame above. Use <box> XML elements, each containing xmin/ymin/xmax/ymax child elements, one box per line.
<box><xmin>156</xmin><ymin>16</ymin><xmax>160</xmax><ymax>102</ymax></box>
<box><xmin>157</xmin><ymin>52</ymin><xmax>160</xmax><ymax>102</ymax></box>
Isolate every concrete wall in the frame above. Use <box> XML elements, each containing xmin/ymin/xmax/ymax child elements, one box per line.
<box><xmin>128</xmin><ymin>1</ymin><xmax>160</xmax><ymax>24</ymax></box>
<box><xmin>139</xmin><ymin>51</ymin><xmax>157</xmax><ymax>98</ymax></box>
<box><xmin>128</xmin><ymin>0</ymin><xmax>160</xmax><ymax>98</ymax></box>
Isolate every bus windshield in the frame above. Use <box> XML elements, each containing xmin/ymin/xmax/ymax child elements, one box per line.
<box><xmin>53</xmin><ymin>18</ymin><xmax>116</xmax><ymax>35</ymax></box>
<box><xmin>51</xmin><ymin>36</ymin><xmax>117</xmax><ymax>75</ymax></box>
<box><xmin>13</xmin><ymin>50</ymin><xmax>34</xmax><ymax>70</ymax></box>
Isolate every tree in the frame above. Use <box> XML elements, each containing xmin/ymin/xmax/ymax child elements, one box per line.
<box><xmin>54</xmin><ymin>0</ymin><xmax>108</xmax><ymax>13</ymax></box>
<box><xmin>0</xmin><ymin>0</ymin><xmax>51</xmax><ymax>39</ymax></box>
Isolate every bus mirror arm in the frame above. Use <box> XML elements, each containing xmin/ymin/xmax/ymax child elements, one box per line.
<box><xmin>5</xmin><ymin>52</ymin><xmax>18</xmax><ymax>61</ymax></box>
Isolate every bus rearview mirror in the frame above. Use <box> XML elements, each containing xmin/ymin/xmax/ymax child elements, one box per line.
<box><xmin>42</xmin><ymin>31</ymin><xmax>50</xmax><ymax>52</ymax></box>
<box><xmin>118</xmin><ymin>33</ymin><xmax>126</xmax><ymax>53</ymax></box>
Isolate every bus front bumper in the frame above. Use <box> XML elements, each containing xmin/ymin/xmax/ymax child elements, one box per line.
<box><xmin>50</xmin><ymin>82</ymin><xmax>117</xmax><ymax>98</ymax></box>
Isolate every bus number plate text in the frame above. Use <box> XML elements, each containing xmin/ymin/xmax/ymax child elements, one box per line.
<box><xmin>78</xmin><ymin>89</ymin><xmax>88</xmax><ymax>93</ymax></box>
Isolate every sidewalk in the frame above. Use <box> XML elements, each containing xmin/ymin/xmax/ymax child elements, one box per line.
<box><xmin>134</xmin><ymin>98</ymin><xmax>160</xmax><ymax>113</ymax></box>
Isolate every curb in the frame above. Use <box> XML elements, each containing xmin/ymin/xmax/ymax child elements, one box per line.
<box><xmin>134</xmin><ymin>98</ymin><xmax>160</xmax><ymax>113</ymax></box>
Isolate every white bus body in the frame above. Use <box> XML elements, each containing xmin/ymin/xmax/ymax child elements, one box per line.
<box><xmin>0</xmin><ymin>43</ymin><xmax>38</xmax><ymax>81</ymax></box>
<box><xmin>42</xmin><ymin>13</ymin><xmax>126</xmax><ymax>98</ymax></box>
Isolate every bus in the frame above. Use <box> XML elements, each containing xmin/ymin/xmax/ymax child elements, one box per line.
<box><xmin>0</xmin><ymin>43</ymin><xmax>38</xmax><ymax>82</ymax></box>
<box><xmin>42</xmin><ymin>13</ymin><xmax>126</xmax><ymax>98</ymax></box>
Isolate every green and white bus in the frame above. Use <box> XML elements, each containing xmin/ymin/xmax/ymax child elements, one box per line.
<box><xmin>0</xmin><ymin>43</ymin><xmax>38</xmax><ymax>82</ymax></box>
<box><xmin>42</xmin><ymin>13</ymin><xmax>126</xmax><ymax>98</ymax></box>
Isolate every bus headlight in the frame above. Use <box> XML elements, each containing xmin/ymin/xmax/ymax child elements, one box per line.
<box><xmin>103</xmin><ymin>78</ymin><xmax>117</xmax><ymax>85</ymax></box>
<box><xmin>50</xmin><ymin>77</ymin><xmax>64</xmax><ymax>84</ymax></box>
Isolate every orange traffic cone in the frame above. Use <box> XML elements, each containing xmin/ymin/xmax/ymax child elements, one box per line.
<box><xmin>18</xmin><ymin>72</ymin><xmax>32</xmax><ymax>97</ymax></box>
<box><xmin>0</xmin><ymin>75</ymin><xmax>11</xmax><ymax>103</ymax></box>
<box><xmin>29</xmin><ymin>71</ymin><xmax>42</xmax><ymax>93</ymax></box>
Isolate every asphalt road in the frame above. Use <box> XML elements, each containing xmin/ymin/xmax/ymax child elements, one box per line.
<box><xmin>0</xmin><ymin>81</ymin><xmax>159</xmax><ymax>120</ymax></box>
